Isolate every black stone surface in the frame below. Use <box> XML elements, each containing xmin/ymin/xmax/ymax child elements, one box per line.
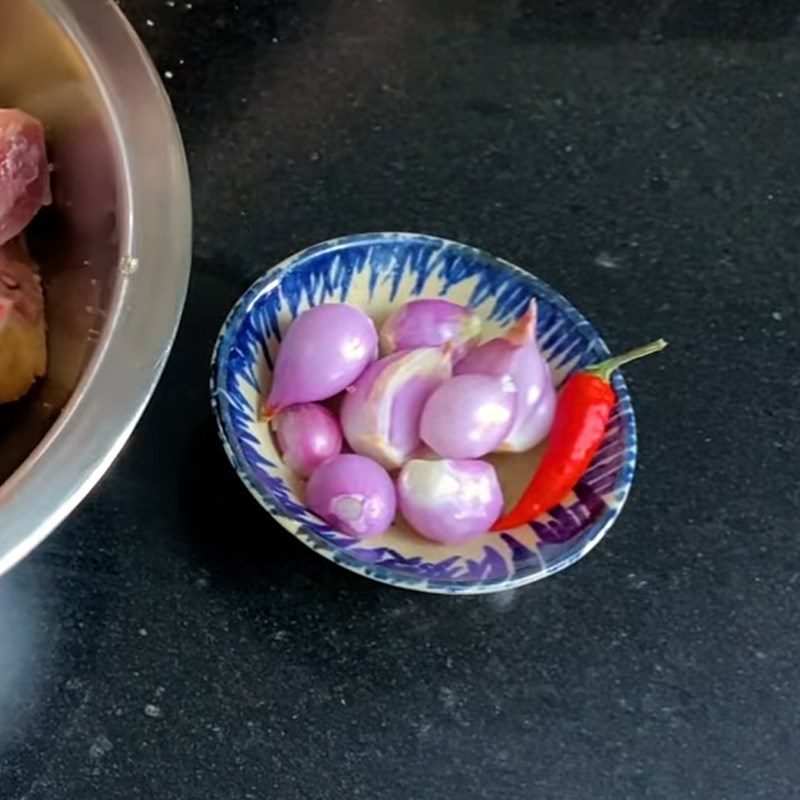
<box><xmin>2</xmin><ymin>1</ymin><xmax>800</xmax><ymax>797</ymax></box>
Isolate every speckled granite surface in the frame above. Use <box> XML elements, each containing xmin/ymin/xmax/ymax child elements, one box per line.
<box><xmin>2</xmin><ymin>1</ymin><xmax>799</xmax><ymax>797</ymax></box>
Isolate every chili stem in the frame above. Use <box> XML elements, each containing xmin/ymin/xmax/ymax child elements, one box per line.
<box><xmin>584</xmin><ymin>339</ymin><xmax>668</xmax><ymax>382</ymax></box>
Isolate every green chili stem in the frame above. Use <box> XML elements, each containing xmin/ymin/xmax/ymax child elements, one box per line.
<box><xmin>584</xmin><ymin>339</ymin><xmax>668</xmax><ymax>382</ymax></box>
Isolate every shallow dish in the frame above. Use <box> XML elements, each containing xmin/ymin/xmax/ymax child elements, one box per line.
<box><xmin>211</xmin><ymin>233</ymin><xmax>636</xmax><ymax>594</ymax></box>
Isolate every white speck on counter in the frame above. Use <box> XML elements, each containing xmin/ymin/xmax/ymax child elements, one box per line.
<box><xmin>88</xmin><ymin>734</ymin><xmax>113</xmax><ymax>759</ymax></box>
<box><xmin>144</xmin><ymin>704</ymin><xmax>163</xmax><ymax>718</ymax></box>
<box><xmin>146</xmin><ymin>18</ymin><xmax>154</xmax><ymax>26</ymax></box>
<box><xmin>439</xmin><ymin>686</ymin><xmax>457</xmax><ymax>709</ymax></box>
<box><xmin>165</xmin><ymin>71</ymin><xmax>174</xmax><ymax>79</ymax></box>
<box><xmin>772</xmin><ymin>310</ymin><xmax>783</xmax><ymax>321</ymax></box>
<box><xmin>138</xmin><ymin>627</ymin><xmax>147</xmax><ymax>636</ymax></box>
<box><xmin>595</xmin><ymin>251</ymin><xmax>622</xmax><ymax>269</ymax></box>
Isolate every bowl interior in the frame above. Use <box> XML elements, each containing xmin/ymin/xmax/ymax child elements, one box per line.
<box><xmin>213</xmin><ymin>233</ymin><xmax>636</xmax><ymax>593</ymax></box>
<box><xmin>0</xmin><ymin>0</ymin><xmax>121</xmax><ymax>481</ymax></box>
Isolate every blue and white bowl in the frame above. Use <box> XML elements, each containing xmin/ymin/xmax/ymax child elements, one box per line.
<box><xmin>211</xmin><ymin>233</ymin><xmax>636</xmax><ymax>594</ymax></box>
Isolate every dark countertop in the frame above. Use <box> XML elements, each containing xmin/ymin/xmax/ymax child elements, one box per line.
<box><xmin>3</xmin><ymin>1</ymin><xmax>800</xmax><ymax>797</ymax></box>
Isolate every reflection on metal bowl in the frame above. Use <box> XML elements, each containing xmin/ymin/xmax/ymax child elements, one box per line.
<box><xmin>0</xmin><ymin>0</ymin><xmax>191</xmax><ymax>574</ymax></box>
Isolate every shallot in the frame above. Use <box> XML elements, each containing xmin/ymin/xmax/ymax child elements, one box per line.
<box><xmin>273</xmin><ymin>403</ymin><xmax>342</xmax><ymax>478</ymax></box>
<box><xmin>454</xmin><ymin>301</ymin><xmax>555</xmax><ymax>452</ymax></box>
<box><xmin>340</xmin><ymin>346</ymin><xmax>452</xmax><ymax>469</ymax></box>
<box><xmin>397</xmin><ymin>458</ymin><xmax>503</xmax><ymax>543</ymax></box>
<box><xmin>380</xmin><ymin>299</ymin><xmax>481</xmax><ymax>360</ymax></box>
<box><xmin>420</xmin><ymin>373</ymin><xmax>516</xmax><ymax>459</ymax></box>
<box><xmin>305</xmin><ymin>454</ymin><xmax>396</xmax><ymax>539</ymax></box>
<box><xmin>262</xmin><ymin>303</ymin><xmax>378</xmax><ymax>418</ymax></box>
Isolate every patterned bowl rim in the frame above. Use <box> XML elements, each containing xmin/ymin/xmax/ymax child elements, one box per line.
<box><xmin>210</xmin><ymin>232</ymin><xmax>637</xmax><ymax>595</ymax></box>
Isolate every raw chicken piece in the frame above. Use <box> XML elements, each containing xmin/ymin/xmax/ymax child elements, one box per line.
<box><xmin>0</xmin><ymin>109</ymin><xmax>51</xmax><ymax>246</ymax></box>
<box><xmin>0</xmin><ymin>243</ymin><xmax>46</xmax><ymax>403</ymax></box>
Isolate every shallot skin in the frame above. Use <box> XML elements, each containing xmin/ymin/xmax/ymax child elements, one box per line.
<box><xmin>454</xmin><ymin>301</ymin><xmax>555</xmax><ymax>452</ymax></box>
<box><xmin>380</xmin><ymin>299</ymin><xmax>481</xmax><ymax>360</ymax></box>
<box><xmin>305</xmin><ymin>454</ymin><xmax>396</xmax><ymax>539</ymax></box>
<box><xmin>397</xmin><ymin>458</ymin><xmax>503</xmax><ymax>544</ymax></box>
<box><xmin>340</xmin><ymin>346</ymin><xmax>452</xmax><ymax>469</ymax></box>
<box><xmin>274</xmin><ymin>403</ymin><xmax>342</xmax><ymax>477</ymax></box>
<box><xmin>420</xmin><ymin>373</ymin><xmax>516</xmax><ymax>459</ymax></box>
<box><xmin>263</xmin><ymin>303</ymin><xmax>378</xmax><ymax>417</ymax></box>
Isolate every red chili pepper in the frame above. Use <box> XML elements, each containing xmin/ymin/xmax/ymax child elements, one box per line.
<box><xmin>491</xmin><ymin>339</ymin><xmax>667</xmax><ymax>532</ymax></box>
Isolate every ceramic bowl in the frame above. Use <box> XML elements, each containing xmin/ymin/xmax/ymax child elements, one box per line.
<box><xmin>211</xmin><ymin>233</ymin><xmax>636</xmax><ymax>594</ymax></box>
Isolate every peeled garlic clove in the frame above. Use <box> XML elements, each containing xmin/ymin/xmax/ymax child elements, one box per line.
<box><xmin>397</xmin><ymin>458</ymin><xmax>503</xmax><ymax>544</ymax></box>
<box><xmin>380</xmin><ymin>299</ymin><xmax>481</xmax><ymax>360</ymax></box>
<box><xmin>340</xmin><ymin>346</ymin><xmax>452</xmax><ymax>470</ymax></box>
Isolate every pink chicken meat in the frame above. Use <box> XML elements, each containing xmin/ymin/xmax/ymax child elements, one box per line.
<box><xmin>0</xmin><ymin>109</ymin><xmax>50</xmax><ymax>402</ymax></box>
<box><xmin>0</xmin><ymin>108</ymin><xmax>51</xmax><ymax>246</ymax></box>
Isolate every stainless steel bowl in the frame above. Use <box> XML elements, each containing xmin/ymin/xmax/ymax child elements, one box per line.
<box><xmin>0</xmin><ymin>0</ymin><xmax>191</xmax><ymax>573</ymax></box>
